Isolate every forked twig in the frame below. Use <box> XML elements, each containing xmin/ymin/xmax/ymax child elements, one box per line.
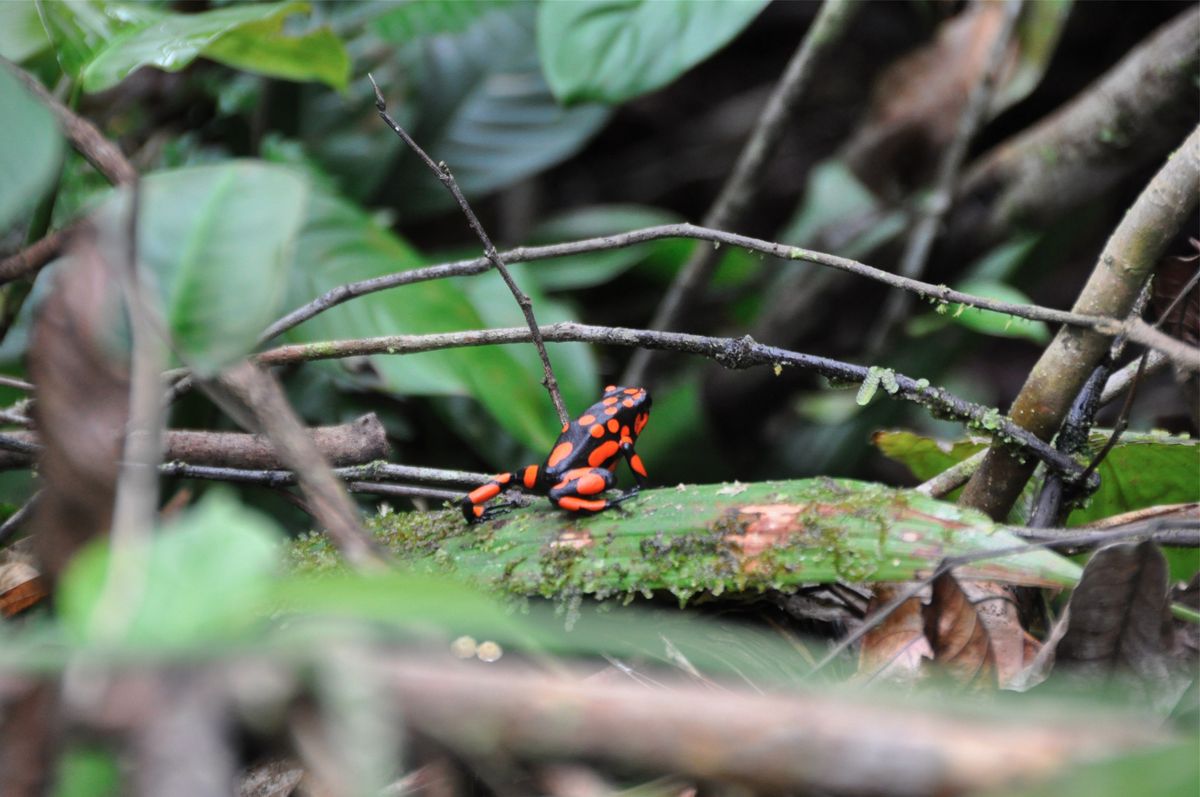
<box><xmin>367</xmin><ymin>74</ymin><xmax>569</xmax><ymax>426</ymax></box>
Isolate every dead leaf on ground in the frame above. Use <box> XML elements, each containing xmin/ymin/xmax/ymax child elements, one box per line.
<box><xmin>923</xmin><ymin>572</ymin><xmax>998</xmax><ymax>689</ymax></box>
<box><xmin>0</xmin><ymin>561</ymin><xmax>47</xmax><ymax>618</ymax></box>
<box><xmin>844</xmin><ymin>1</ymin><xmax>1017</xmax><ymax>196</ymax></box>
<box><xmin>1055</xmin><ymin>541</ymin><xmax>1190</xmax><ymax>711</ymax></box>
<box><xmin>856</xmin><ymin>583</ymin><xmax>932</xmax><ymax>684</ymax></box>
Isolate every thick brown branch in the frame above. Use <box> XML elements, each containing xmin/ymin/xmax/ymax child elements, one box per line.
<box><xmin>0</xmin><ymin>416</ymin><xmax>390</xmax><ymax>472</ymax></box>
<box><xmin>946</xmin><ymin>7</ymin><xmax>1200</xmax><ymax>251</ymax></box>
<box><xmin>961</xmin><ymin>125</ymin><xmax>1200</xmax><ymax>519</ymax></box>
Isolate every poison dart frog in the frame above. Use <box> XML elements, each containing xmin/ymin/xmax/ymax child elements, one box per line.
<box><xmin>461</xmin><ymin>385</ymin><xmax>651</xmax><ymax>523</ymax></box>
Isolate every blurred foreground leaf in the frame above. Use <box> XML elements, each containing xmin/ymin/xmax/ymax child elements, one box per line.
<box><xmin>58</xmin><ymin>491</ymin><xmax>283</xmax><ymax>647</ymax></box>
<box><xmin>0</xmin><ymin>67</ymin><xmax>63</xmax><ymax>231</ymax></box>
<box><xmin>96</xmin><ymin>161</ymin><xmax>308</xmax><ymax>373</ymax></box>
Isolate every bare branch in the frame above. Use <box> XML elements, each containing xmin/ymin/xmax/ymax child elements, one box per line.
<box><xmin>263</xmin><ymin>223</ymin><xmax>1122</xmax><ymax>345</ymax></box>
<box><xmin>0</xmin><ymin>228</ymin><xmax>68</xmax><ymax>283</ymax></box>
<box><xmin>254</xmin><ymin>321</ymin><xmax>1094</xmax><ymax>484</ymax></box>
<box><xmin>367</xmin><ymin>74</ymin><xmax>569</xmax><ymax>426</ymax></box>
<box><xmin>866</xmin><ymin>0</ymin><xmax>1022</xmax><ymax>355</ymax></box>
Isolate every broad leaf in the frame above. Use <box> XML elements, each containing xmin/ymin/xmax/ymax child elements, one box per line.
<box><xmin>874</xmin><ymin>430</ymin><xmax>1200</xmax><ymax>527</ymax></box>
<box><xmin>57</xmin><ymin>492</ymin><xmax>283</xmax><ymax>646</ymax></box>
<box><xmin>0</xmin><ymin>67</ymin><xmax>63</xmax><ymax>231</ymax></box>
<box><xmin>95</xmin><ymin>162</ymin><xmax>309</xmax><ymax>372</ymax></box>
<box><xmin>348</xmin><ymin>480</ymin><xmax>1084</xmax><ymax>602</ymax></box>
<box><xmin>380</xmin><ymin>2</ymin><xmax>610</xmax><ymax>216</ymax></box>
<box><xmin>0</xmin><ymin>2</ymin><xmax>50</xmax><ymax>62</ymax></box>
<box><xmin>286</xmin><ymin>188</ymin><xmax>589</xmax><ymax>452</ymax></box>
<box><xmin>538</xmin><ymin>0</ymin><xmax>770</xmax><ymax>105</ymax></box>
<box><xmin>372</xmin><ymin>0</ymin><xmax>507</xmax><ymax>41</ymax></box>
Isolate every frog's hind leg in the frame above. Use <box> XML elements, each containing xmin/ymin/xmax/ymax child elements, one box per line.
<box><xmin>461</xmin><ymin>466</ymin><xmax>538</xmax><ymax>523</ymax></box>
<box><xmin>548</xmin><ymin>467</ymin><xmax>618</xmax><ymax>515</ymax></box>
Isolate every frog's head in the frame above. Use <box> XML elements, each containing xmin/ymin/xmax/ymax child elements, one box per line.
<box><xmin>602</xmin><ymin>385</ymin><xmax>651</xmax><ymax>435</ymax></box>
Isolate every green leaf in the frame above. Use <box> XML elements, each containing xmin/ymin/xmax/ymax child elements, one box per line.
<box><xmin>286</xmin><ymin>188</ymin><xmax>583</xmax><ymax>452</ymax></box>
<box><xmin>37</xmin><ymin>1</ymin><xmax>166</xmax><ymax>80</ymax></box>
<box><xmin>74</xmin><ymin>0</ymin><xmax>348</xmax><ymax>92</ymax></box>
<box><xmin>538</xmin><ymin>0</ymin><xmax>770</xmax><ymax>105</ymax></box>
<box><xmin>372</xmin><ymin>0</ymin><xmax>508</xmax><ymax>41</ymax></box>
<box><xmin>53</xmin><ymin>747</ymin><xmax>120</xmax><ymax>797</ymax></box>
<box><xmin>366</xmin><ymin>479</ymin><xmax>1083</xmax><ymax>601</ymax></box>
<box><xmin>874</xmin><ymin>429</ymin><xmax>1200</xmax><ymax>530</ymax></box>
<box><xmin>993</xmin><ymin>739</ymin><xmax>1199</xmax><ymax>797</ymax></box>
<box><xmin>519</xmin><ymin>205</ymin><xmax>684</xmax><ymax>291</ymax></box>
<box><xmin>201</xmin><ymin>18</ymin><xmax>349</xmax><ymax>92</ymax></box>
<box><xmin>994</xmin><ymin>1</ymin><xmax>1073</xmax><ymax>113</ymax></box>
<box><xmin>383</xmin><ymin>3</ymin><xmax>611</xmax><ymax>216</ymax></box>
<box><xmin>0</xmin><ymin>2</ymin><xmax>50</xmax><ymax>62</ymax></box>
<box><xmin>57</xmin><ymin>491</ymin><xmax>284</xmax><ymax>647</ymax></box>
<box><xmin>941</xmin><ymin>279</ymin><xmax>1050</xmax><ymax>343</ymax></box>
<box><xmin>0</xmin><ymin>68</ymin><xmax>63</xmax><ymax>231</ymax></box>
<box><xmin>96</xmin><ymin>162</ymin><xmax>308</xmax><ymax>373</ymax></box>
<box><xmin>779</xmin><ymin>157</ymin><xmax>906</xmax><ymax>257</ymax></box>
<box><xmin>1068</xmin><ymin>432</ymin><xmax>1200</xmax><ymax>526</ymax></box>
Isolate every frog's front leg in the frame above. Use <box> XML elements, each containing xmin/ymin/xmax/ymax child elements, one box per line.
<box><xmin>461</xmin><ymin>465</ymin><xmax>542</xmax><ymax>523</ymax></box>
<box><xmin>547</xmin><ymin>467</ymin><xmax>618</xmax><ymax>514</ymax></box>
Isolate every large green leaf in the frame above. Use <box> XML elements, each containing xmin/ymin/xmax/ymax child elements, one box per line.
<box><xmin>379</xmin><ymin>2</ymin><xmax>610</xmax><ymax>217</ymax></box>
<box><xmin>538</xmin><ymin>0</ymin><xmax>770</xmax><ymax>105</ymax></box>
<box><xmin>0</xmin><ymin>67</ymin><xmax>63</xmax><ymax>231</ymax></box>
<box><xmin>37</xmin><ymin>0</ymin><xmax>348</xmax><ymax>92</ymax></box>
<box><xmin>0</xmin><ymin>2</ymin><xmax>51</xmax><ymax>62</ymax></box>
<box><xmin>371</xmin><ymin>0</ymin><xmax>508</xmax><ymax>41</ymax></box>
<box><xmin>57</xmin><ymin>491</ymin><xmax>283</xmax><ymax>647</ymax></box>
<box><xmin>343</xmin><ymin>480</ymin><xmax>1082</xmax><ymax>602</ymax></box>
<box><xmin>286</xmin><ymin>188</ymin><xmax>588</xmax><ymax>452</ymax></box>
<box><xmin>875</xmin><ymin>430</ymin><xmax>1200</xmax><ymax>527</ymax></box>
<box><xmin>95</xmin><ymin>162</ymin><xmax>308</xmax><ymax>372</ymax></box>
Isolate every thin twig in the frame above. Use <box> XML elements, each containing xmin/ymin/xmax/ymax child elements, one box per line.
<box><xmin>623</xmin><ymin>0</ymin><xmax>860</xmax><ymax>385</ymax></box>
<box><xmin>1099</xmin><ymin>350</ymin><xmax>1167</xmax><ymax>405</ymax></box>
<box><xmin>916</xmin><ymin>449</ymin><xmax>987</xmax><ymax>498</ymax></box>
<box><xmin>367</xmin><ymin>74</ymin><xmax>569</xmax><ymax>426</ymax></box>
<box><xmin>0</xmin><ymin>376</ymin><xmax>34</xmax><ymax>393</ymax></box>
<box><xmin>255</xmin><ymin>322</ymin><xmax>1094</xmax><ymax>484</ymax></box>
<box><xmin>1</xmin><ymin>59</ymin><xmax>136</xmax><ymax>186</ymax></box>
<box><xmin>214</xmin><ymin>362</ymin><xmax>388</xmax><ymax>569</ymax></box>
<box><xmin>159</xmin><ymin>460</ymin><xmax>491</xmax><ymax>490</ymax></box>
<box><xmin>866</xmin><ymin>0</ymin><xmax>1023</xmax><ymax>356</ymax></box>
<box><xmin>0</xmin><ymin>228</ymin><xmax>68</xmax><ymax>283</ymax></box>
<box><xmin>0</xmin><ymin>492</ymin><xmax>38</xmax><ymax>547</ymax></box>
<box><xmin>262</xmin><ymin>224</ymin><xmax>1122</xmax><ymax>344</ymax></box>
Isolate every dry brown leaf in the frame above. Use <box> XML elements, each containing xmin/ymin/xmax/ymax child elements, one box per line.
<box><xmin>844</xmin><ymin>1</ymin><xmax>1016</xmax><ymax>196</ymax></box>
<box><xmin>856</xmin><ymin>584</ymin><xmax>932</xmax><ymax>684</ymax></box>
<box><xmin>0</xmin><ymin>562</ymin><xmax>47</xmax><ymax>618</ymax></box>
<box><xmin>27</xmin><ymin>222</ymin><xmax>130</xmax><ymax>582</ymax></box>
<box><xmin>923</xmin><ymin>572</ymin><xmax>998</xmax><ymax>689</ymax></box>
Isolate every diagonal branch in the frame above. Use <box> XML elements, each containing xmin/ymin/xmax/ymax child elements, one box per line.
<box><xmin>865</xmin><ymin>0</ymin><xmax>1022</xmax><ymax>355</ymax></box>
<box><xmin>254</xmin><ymin>321</ymin><xmax>1095</xmax><ymax>484</ymax></box>
<box><xmin>622</xmin><ymin>0</ymin><xmax>859</xmax><ymax>385</ymax></box>
<box><xmin>959</xmin><ymin>125</ymin><xmax>1200</xmax><ymax>519</ymax></box>
<box><xmin>368</xmin><ymin>74</ymin><xmax>569</xmax><ymax>426</ymax></box>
